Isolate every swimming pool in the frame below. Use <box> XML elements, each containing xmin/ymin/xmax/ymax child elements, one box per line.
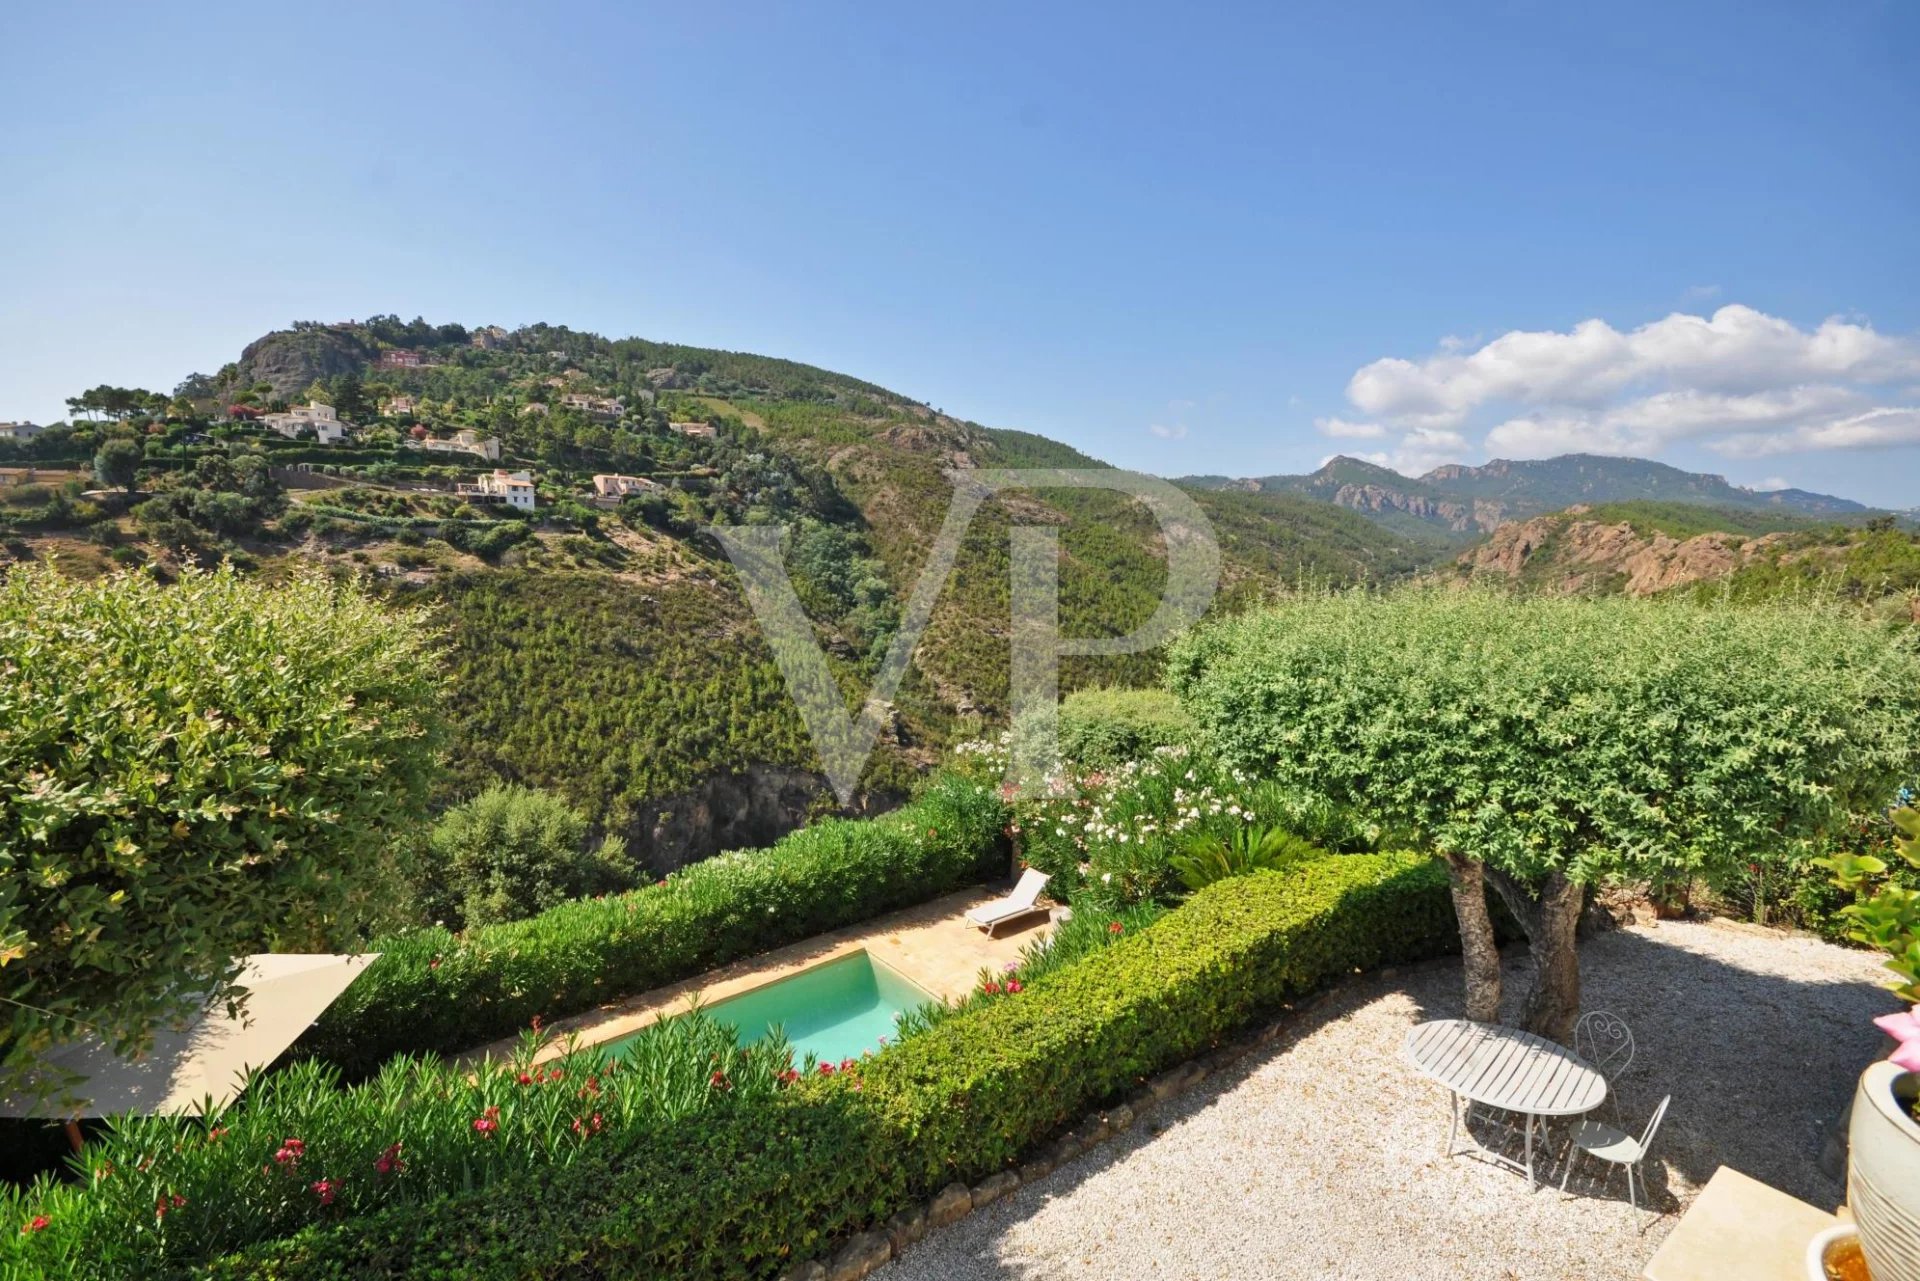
<box><xmin>612</xmin><ymin>950</ymin><xmax>937</xmax><ymax>1067</ymax></box>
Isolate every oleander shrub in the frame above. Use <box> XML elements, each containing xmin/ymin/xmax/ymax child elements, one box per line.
<box><xmin>957</xmin><ymin>734</ymin><xmax>1258</xmax><ymax>907</ymax></box>
<box><xmin>0</xmin><ymin>1012</ymin><xmax>799</xmax><ymax>1280</ymax></box>
<box><xmin>203</xmin><ymin>851</ymin><xmax>1460</xmax><ymax>1281</ymax></box>
<box><xmin>295</xmin><ymin>772</ymin><xmax>1010</xmax><ymax>1078</ymax></box>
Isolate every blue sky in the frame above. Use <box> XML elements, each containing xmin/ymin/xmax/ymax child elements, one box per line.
<box><xmin>2</xmin><ymin>1</ymin><xmax>1916</xmax><ymax>505</ymax></box>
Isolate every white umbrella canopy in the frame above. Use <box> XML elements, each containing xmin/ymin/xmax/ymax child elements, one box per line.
<box><xmin>0</xmin><ymin>953</ymin><xmax>378</xmax><ymax>1120</ymax></box>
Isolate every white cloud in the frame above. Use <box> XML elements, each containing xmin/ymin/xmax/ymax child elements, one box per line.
<box><xmin>1338</xmin><ymin>304</ymin><xmax>1920</xmax><ymax>465</ymax></box>
<box><xmin>1147</xmin><ymin>422</ymin><xmax>1188</xmax><ymax>440</ymax></box>
<box><xmin>1711</xmin><ymin>406</ymin><xmax>1920</xmax><ymax>458</ymax></box>
<box><xmin>1751</xmin><ymin>476</ymin><xmax>1791</xmax><ymax>492</ymax></box>
<box><xmin>1314</xmin><ymin>416</ymin><xmax>1388</xmax><ymax>440</ymax></box>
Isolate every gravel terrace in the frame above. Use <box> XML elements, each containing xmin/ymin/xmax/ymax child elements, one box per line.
<box><xmin>874</xmin><ymin>919</ymin><xmax>1901</xmax><ymax>1281</ymax></box>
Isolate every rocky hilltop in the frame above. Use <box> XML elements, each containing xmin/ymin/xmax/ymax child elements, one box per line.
<box><xmin>234</xmin><ymin>326</ymin><xmax>379</xmax><ymax>398</ymax></box>
<box><xmin>1459</xmin><ymin>507</ymin><xmax>1795</xmax><ymax>594</ymax></box>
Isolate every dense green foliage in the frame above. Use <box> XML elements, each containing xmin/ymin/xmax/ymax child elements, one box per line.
<box><xmin>1051</xmin><ymin>685</ymin><xmax>1198</xmax><ymax>768</ymax></box>
<box><xmin>1168</xmin><ymin>587</ymin><xmax>1920</xmax><ymax>1034</ymax></box>
<box><xmin>1574</xmin><ymin>500</ymin><xmax>1816</xmax><ymax>540</ymax></box>
<box><xmin>91</xmin><ymin>437</ymin><xmax>142</xmax><ymax>494</ymax></box>
<box><xmin>423</xmin><ymin>786</ymin><xmax>633</xmax><ymax>929</ymax></box>
<box><xmin>1169</xmin><ymin>587</ymin><xmax>1920</xmax><ymax>894</ymax></box>
<box><xmin>1816</xmin><ymin>802</ymin><xmax>1920</xmax><ymax>1002</ymax></box>
<box><xmin>0</xmin><ymin>1012</ymin><xmax>801</xmax><ymax>1279</ymax></box>
<box><xmin>197</xmin><ymin>853</ymin><xmax>1460</xmax><ymax>1281</ymax></box>
<box><xmin>1688</xmin><ymin>521</ymin><xmax>1920</xmax><ymax>613</ymax></box>
<box><xmin>0</xmin><ymin>565</ymin><xmax>444</xmax><ymax>1102</ymax></box>
<box><xmin>429</xmin><ymin>571</ymin><xmax>916</xmax><ymax>827</ymax></box>
<box><xmin>293</xmin><ymin>774</ymin><xmax>1008</xmax><ymax>1078</ymax></box>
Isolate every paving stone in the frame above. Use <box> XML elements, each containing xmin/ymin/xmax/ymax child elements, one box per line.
<box><xmin>970</xmin><ymin>1170</ymin><xmax>1020</xmax><ymax>1208</ymax></box>
<box><xmin>826</xmin><ymin>1231</ymin><xmax>890</xmax><ymax>1281</ymax></box>
<box><xmin>926</xmin><ymin>1182</ymin><xmax>972</xmax><ymax>1228</ymax></box>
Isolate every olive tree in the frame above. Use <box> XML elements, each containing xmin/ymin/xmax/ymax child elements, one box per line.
<box><xmin>1167</xmin><ymin>587</ymin><xmax>1920</xmax><ymax>1042</ymax></box>
<box><xmin>0</xmin><ymin>563</ymin><xmax>445</xmax><ymax>1098</ymax></box>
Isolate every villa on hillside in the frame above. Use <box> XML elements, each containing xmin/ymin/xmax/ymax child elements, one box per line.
<box><xmin>669</xmin><ymin>420</ymin><xmax>716</xmax><ymax>438</ymax></box>
<box><xmin>0</xmin><ymin>421</ymin><xmax>45</xmax><ymax>440</ymax></box>
<box><xmin>590</xmin><ymin>473</ymin><xmax>660</xmax><ymax>506</ymax></box>
<box><xmin>457</xmin><ymin>469</ymin><xmax>537</xmax><ymax>511</ymax></box>
<box><xmin>407</xmin><ymin>428</ymin><xmax>501</xmax><ymax>461</ymax></box>
<box><xmin>380</xmin><ymin>395</ymin><xmax>417</xmax><ymax>417</ymax></box>
<box><xmin>379</xmin><ymin>349</ymin><xmax>426</xmax><ymax>369</ymax></box>
<box><xmin>263</xmin><ymin>401</ymin><xmax>348</xmax><ymax>445</ymax></box>
<box><xmin>561</xmin><ymin>392</ymin><xmax>625</xmax><ymax>420</ymax></box>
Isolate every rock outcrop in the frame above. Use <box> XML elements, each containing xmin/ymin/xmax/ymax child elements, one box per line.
<box><xmin>234</xmin><ymin>327</ymin><xmax>377</xmax><ymax>399</ymax></box>
<box><xmin>617</xmin><ymin>764</ymin><xmax>906</xmax><ymax>875</ymax></box>
<box><xmin>1460</xmin><ymin>510</ymin><xmax>1794</xmax><ymax>595</ymax></box>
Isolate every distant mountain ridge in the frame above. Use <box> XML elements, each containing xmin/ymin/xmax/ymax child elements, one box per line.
<box><xmin>1181</xmin><ymin>453</ymin><xmax>1868</xmax><ymax>537</ymax></box>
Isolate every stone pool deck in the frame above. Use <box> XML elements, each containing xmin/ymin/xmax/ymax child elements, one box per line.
<box><xmin>462</xmin><ymin>887</ymin><xmax>1052</xmax><ymax>1066</ymax></box>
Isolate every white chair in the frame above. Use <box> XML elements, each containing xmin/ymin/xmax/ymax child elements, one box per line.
<box><xmin>1559</xmin><ymin>1094</ymin><xmax>1671</xmax><ymax>1219</ymax></box>
<box><xmin>1573</xmin><ymin>1010</ymin><xmax>1636</xmax><ymax>1121</ymax></box>
<box><xmin>965</xmin><ymin>869</ymin><xmax>1050</xmax><ymax>936</ymax></box>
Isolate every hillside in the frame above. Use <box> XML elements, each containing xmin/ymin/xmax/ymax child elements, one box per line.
<box><xmin>1185</xmin><ymin>453</ymin><xmax>1870</xmax><ymax>538</ymax></box>
<box><xmin>0</xmin><ymin>318</ymin><xmax>1441</xmax><ymax>865</ymax></box>
<box><xmin>1454</xmin><ymin>503</ymin><xmax>1920</xmax><ymax>612</ymax></box>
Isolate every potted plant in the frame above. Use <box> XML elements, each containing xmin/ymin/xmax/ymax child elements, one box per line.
<box><xmin>1819</xmin><ymin>802</ymin><xmax>1920</xmax><ymax>1280</ymax></box>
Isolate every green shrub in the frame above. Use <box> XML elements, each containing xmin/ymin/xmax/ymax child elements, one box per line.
<box><xmin>205</xmin><ymin>852</ymin><xmax>1459</xmax><ymax>1280</ymax></box>
<box><xmin>294</xmin><ymin>773</ymin><xmax>1010</xmax><ymax>1078</ymax></box>
<box><xmin>423</xmin><ymin>786</ymin><xmax>633</xmax><ymax>929</ymax></box>
<box><xmin>1052</xmin><ymin>685</ymin><xmax>1197</xmax><ymax>768</ymax></box>
<box><xmin>0</xmin><ymin>563</ymin><xmax>444</xmax><ymax>1104</ymax></box>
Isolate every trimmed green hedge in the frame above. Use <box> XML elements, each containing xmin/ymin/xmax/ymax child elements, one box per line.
<box><xmin>212</xmin><ymin>852</ymin><xmax>1459</xmax><ymax>1279</ymax></box>
<box><xmin>296</xmin><ymin>774</ymin><xmax>1009</xmax><ymax>1078</ymax></box>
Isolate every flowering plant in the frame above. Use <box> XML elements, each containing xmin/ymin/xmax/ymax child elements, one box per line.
<box><xmin>957</xmin><ymin>734</ymin><xmax>1256</xmax><ymax>906</ymax></box>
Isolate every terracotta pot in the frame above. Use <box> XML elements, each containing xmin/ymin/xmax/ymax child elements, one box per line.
<box><xmin>1848</xmin><ymin>1061</ymin><xmax>1920</xmax><ymax>1281</ymax></box>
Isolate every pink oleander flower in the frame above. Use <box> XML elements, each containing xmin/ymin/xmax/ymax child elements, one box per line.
<box><xmin>21</xmin><ymin>1214</ymin><xmax>50</xmax><ymax>1234</ymax></box>
<box><xmin>1875</xmin><ymin>1004</ymin><xmax>1920</xmax><ymax>1073</ymax></box>
<box><xmin>310</xmin><ymin>1179</ymin><xmax>337</xmax><ymax>1206</ymax></box>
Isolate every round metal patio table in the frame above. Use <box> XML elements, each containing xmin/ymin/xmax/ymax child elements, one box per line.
<box><xmin>1405</xmin><ymin>1018</ymin><xmax>1608</xmax><ymax>1189</ymax></box>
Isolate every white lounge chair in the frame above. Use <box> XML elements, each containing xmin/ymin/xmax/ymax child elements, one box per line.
<box><xmin>965</xmin><ymin>869</ymin><xmax>1051</xmax><ymax>936</ymax></box>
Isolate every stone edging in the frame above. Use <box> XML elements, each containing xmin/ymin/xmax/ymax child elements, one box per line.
<box><xmin>777</xmin><ymin>958</ymin><xmax>1447</xmax><ymax>1281</ymax></box>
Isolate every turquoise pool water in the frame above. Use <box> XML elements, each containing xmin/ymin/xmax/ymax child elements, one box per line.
<box><xmin>621</xmin><ymin>951</ymin><xmax>936</xmax><ymax>1067</ymax></box>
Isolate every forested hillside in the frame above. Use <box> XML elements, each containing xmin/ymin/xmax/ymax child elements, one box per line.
<box><xmin>1</xmin><ymin>318</ymin><xmax>1440</xmax><ymax>861</ymax></box>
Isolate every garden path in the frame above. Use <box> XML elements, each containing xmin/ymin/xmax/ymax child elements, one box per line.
<box><xmin>876</xmin><ymin>919</ymin><xmax>1898</xmax><ymax>1281</ymax></box>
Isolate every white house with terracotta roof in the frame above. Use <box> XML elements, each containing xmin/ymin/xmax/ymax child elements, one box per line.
<box><xmin>457</xmin><ymin>469</ymin><xmax>537</xmax><ymax>511</ymax></box>
<box><xmin>263</xmin><ymin>401</ymin><xmax>348</xmax><ymax>445</ymax></box>
<box><xmin>409</xmin><ymin>428</ymin><xmax>501</xmax><ymax>461</ymax></box>
<box><xmin>669</xmin><ymin>421</ymin><xmax>716</xmax><ymax>438</ymax></box>
<box><xmin>561</xmin><ymin>393</ymin><xmax>625</xmax><ymax>420</ymax></box>
<box><xmin>590</xmin><ymin>473</ymin><xmax>661</xmax><ymax>506</ymax></box>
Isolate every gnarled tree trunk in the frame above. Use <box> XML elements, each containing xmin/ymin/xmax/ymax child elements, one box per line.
<box><xmin>1486</xmin><ymin>866</ymin><xmax>1585</xmax><ymax>1045</ymax></box>
<box><xmin>1441</xmin><ymin>851</ymin><xmax>1502</xmax><ymax>1023</ymax></box>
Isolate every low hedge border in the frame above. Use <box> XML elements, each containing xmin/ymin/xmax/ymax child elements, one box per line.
<box><xmin>296</xmin><ymin>773</ymin><xmax>1010</xmax><ymax>1078</ymax></box>
<box><xmin>208</xmin><ymin>852</ymin><xmax>1462</xmax><ymax>1280</ymax></box>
